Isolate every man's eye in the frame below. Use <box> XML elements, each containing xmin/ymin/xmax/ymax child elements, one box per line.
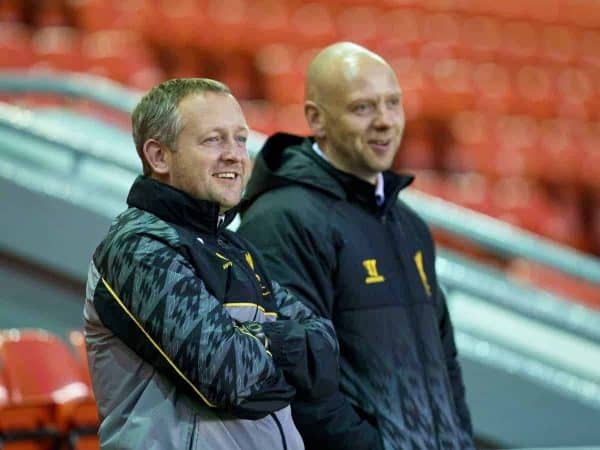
<box><xmin>386</xmin><ymin>97</ymin><xmax>400</xmax><ymax>108</ymax></box>
<box><xmin>236</xmin><ymin>135</ymin><xmax>248</xmax><ymax>144</ymax></box>
<box><xmin>204</xmin><ymin>136</ymin><xmax>220</xmax><ymax>144</ymax></box>
<box><xmin>353</xmin><ymin>103</ymin><xmax>372</xmax><ymax>114</ymax></box>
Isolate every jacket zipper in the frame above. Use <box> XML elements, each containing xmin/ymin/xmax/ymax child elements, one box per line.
<box><xmin>270</xmin><ymin>412</ymin><xmax>288</xmax><ymax>450</ymax></box>
<box><xmin>188</xmin><ymin>415</ymin><xmax>197</xmax><ymax>450</ymax></box>
<box><xmin>217</xmin><ymin>237</ymin><xmax>263</xmax><ymax>320</ymax></box>
<box><xmin>384</xmin><ymin>214</ymin><xmax>443</xmax><ymax>449</ymax></box>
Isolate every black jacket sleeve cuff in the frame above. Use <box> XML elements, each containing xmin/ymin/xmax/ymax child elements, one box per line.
<box><xmin>262</xmin><ymin>320</ymin><xmax>338</xmax><ymax>398</ymax></box>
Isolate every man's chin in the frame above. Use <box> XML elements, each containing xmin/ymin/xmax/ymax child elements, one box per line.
<box><xmin>218</xmin><ymin>198</ymin><xmax>241</xmax><ymax>214</ymax></box>
<box><xmin>371</xmin><ymin>160</ymin><xmax>394</xmax><ymax>173</ymax></box>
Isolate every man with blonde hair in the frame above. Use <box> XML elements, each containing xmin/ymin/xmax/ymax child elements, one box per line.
<box><xmin>85</xmin><ymin>78</ymin><xmax>338</xmax><ymax>449</ymax></box>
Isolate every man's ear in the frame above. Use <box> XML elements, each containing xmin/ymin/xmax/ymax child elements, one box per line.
<box><xmin>305</xmin><ymin>101</ymin><xmax>326</xmax><ymax>138</ymax></box>
<box><xmin>142</xmin><ymin>139</ymin><xmax>169</xmax><ymax>175</ymax></box>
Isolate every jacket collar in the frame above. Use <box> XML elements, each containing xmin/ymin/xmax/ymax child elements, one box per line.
<box><xmin>296</xmin><ymin>138</ymin><xmax>414</xmax><ymax>214</ymax></box>
<box><xmin>127</xmin><ymin>176</ymin><xmax>238</xmax><ymax>235</ymax></box>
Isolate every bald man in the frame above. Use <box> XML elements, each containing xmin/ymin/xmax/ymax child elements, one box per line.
<box><xmin>238</xmin><ymin>43</ymin><xmax>475</xmax><ymax>450</ymax></box>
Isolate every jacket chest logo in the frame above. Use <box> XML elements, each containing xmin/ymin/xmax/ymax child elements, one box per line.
<box><xmin>414</xmin><ymin>251</ymin><xmax>432</xmax><ymax>296</ymax></box>
<box><xmin>215</xmin><ymin>252</ymin><xmax>232</xmax><ymax>269</ymax></box>
<box><xmin>362</xmin><ymin>259</ymin><xmax>385</xmax><ymax>284</ymax></box>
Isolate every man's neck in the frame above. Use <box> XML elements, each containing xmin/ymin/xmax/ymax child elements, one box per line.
<box><xmin>313</xmin><ymin>141</ymin><xmax>380</xmax><ymax>185</ymax></box>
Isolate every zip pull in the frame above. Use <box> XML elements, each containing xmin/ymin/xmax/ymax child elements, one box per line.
<box><xmin>217</xmin><ymin>214</ymin><xmax>225</xmax><ymax>228</ymax></box>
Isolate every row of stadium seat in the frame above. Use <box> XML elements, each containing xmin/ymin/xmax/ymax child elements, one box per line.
<box><xmin>410</xmin><ymin>170</ymin><xmax>600</xmax><ymax>253</ymax></box>
<box><xmin>3</xmin><ymin>8</ymin><xmax>600</xmax><ymax>65</ymax></box>
<box><xmin>4</xmin><ymin>0</ymin><xmax>600</xmax><ymax>41</ymax></box>
<box><xmin>0</xmin><ymin>329</ymin><xmax>99</xmax><ymax>450</ymax></box>
<box><xmin>2</xmin><ymin>25</ymin><xmax>599</xmax><ymax>119</ymax></box>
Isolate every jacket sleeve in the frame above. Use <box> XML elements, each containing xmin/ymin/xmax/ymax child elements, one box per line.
<box><xmin>92</xmin><ymin>233</ymin><xmax>295</xmax><ymax>420</ymax></box>
<box><xmin>238</xmin><ymin>203</ymin><xmax>383</xmax><ymax>450</ymax></box>
<box><xmin>259</xmin><ymin>279</ymin><xmax>339</xmax><ymax>399</ymax></box>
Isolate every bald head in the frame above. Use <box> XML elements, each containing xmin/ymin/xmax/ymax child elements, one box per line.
<box><xmin>303</xmin><ymin>42</ymin><xmax>404</xmax><ymax>184</ymax></box>
<box><xmin>306</xmin><ymin>42</ymin><xmax>393</xmax><ymax>105</ymax></box>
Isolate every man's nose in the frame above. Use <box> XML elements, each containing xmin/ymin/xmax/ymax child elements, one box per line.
<box><xmin>221</xmin><ymin>137</ymin><xmax>246</xmax><ymax>162</ymax></box>
<box><xmin>372</xmin><ymin>104</ymin><xmax>394</xmax><ymax>128</ymax></box>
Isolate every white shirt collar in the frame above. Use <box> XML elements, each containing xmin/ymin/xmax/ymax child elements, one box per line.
<box><xmin>312</xmin><ymin>142</ymin><xmax>385</xmax><ymax>206</ymax></box>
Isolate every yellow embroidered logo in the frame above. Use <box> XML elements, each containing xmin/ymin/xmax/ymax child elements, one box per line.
<box><xmin>245</xmin><ymin>252</ymin><xmax>255</xmax><ymax>270</ymax></box>
<box><xmin>215</xmin><ymin>252</ymin><xmax>232</xmax><ymax>269</ymax></box>
<box><xmin>362</xmin><ymin>259</ymin><xmax>385</xmax><ymax>284</ymax></box>
<box><xmin>414</xmin><ymin>251</ymin><xmax>432</xmax><ymax>296</ymax></box>
<box><xmin>245</xmin><ymin>252</ymin><xmax>271</xmax><ymax>297</ymax></box>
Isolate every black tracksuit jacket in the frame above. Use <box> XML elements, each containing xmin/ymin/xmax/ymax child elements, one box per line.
<box><xmin>238</xmin><ymin>134</ymin><xmax>475</xmax><ymax>450</ymax></box>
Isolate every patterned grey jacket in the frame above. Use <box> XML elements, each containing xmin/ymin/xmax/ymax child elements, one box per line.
<box><xmin>84</xmin><ymin>176</ymin><xmax>339</xmax><ymax>450</ymax></box>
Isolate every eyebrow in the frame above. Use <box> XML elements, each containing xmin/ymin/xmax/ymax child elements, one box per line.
<box><xmin>348</xmin><ymin>90</ymin><xmax>403</xmax><ymax>102</ymax></box>
<box><xmin>204</xmin><ymin>125</ymin><xmax>249</xmax><ymax>134</ymax></box>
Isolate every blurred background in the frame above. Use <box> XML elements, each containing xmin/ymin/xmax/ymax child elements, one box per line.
<box><xmin>0</xmin><ymin>0</ymin><xmax>599</xmax><ymax>449</ymax></box>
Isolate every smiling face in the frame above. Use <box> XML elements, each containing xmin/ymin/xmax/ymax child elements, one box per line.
<box><xmin>309</xmin><ymin>54</ymin><xmax>405</xmax><ymax>184</ymax></box>
<box><xmin>165</xmin><ymin>92</ymin><xmax>250</xmax><ymax>212</ymax></box>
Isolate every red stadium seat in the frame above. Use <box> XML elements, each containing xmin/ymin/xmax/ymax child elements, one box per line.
<box><xmin>408</xmin><ymin>169</ymin><xmax>448</xmax><ymax>199</ymax></box>
<box><xmin>68</xmin><ymin>0</ymin><xmax>145</xmax><ymax>32</ymax></box>
<box><xmin>427</xmin><ymin>58</ymin><xmax>474</xmax><ymax>115</ymax></box>
<box><xmin>389</xmin><ymin>56</ymin><xmax>428</xmax><ymax>118</ymax></box>
<box><xmin>67</xmin><ymin>331</ymin><xmax>100</xmax><ymax>450</ymax></box>
<box><xmin>220</xmin><ymin>55</ymin><xmax>258</xmax><ymax>100</ymax></box>
<box><xmin>445</xmin><ymin>172</ymin><xmax>495</xmax><ymax>217</ymax></box>
<box><xmin>376</xmin><ymin>8</ymin><xmax>423</xmax><ymax>59</ymax></box>
<box><xmin>445</xmin><ymin>110</ymin><xmax>497</xmax><ymax>174</ymax></box>
<box><xmin>0</xmin><ymin>0</ymin><xmax>22</xmax><ymax>22</ymax></box>
<box><xmin>142</xmin><ymin>0</ymin><xmax>208</xmax><ymax>47</ymax></box>
<box><xmin>67</xmin><ymin>332</ymin><xmax>93</xmax><ymax>394</ymax></box>
<box><xmin>0</xmin><ymin>369</ymin><xmax>8</xmax><ymax>408</ymax></box>
<box><xmin>255</xmin><ymin>44</ymin><xmax>305</xmax><ymax>105</ymax></box>
<box><xmin>240</xmin><ymin>100</ymin><xmax>278</xmax><ymax>136</ymax></box>
<box><xmin>578</xmin><ymin>30</ymin><xmax>600</xmax><ymax>68</ymax></box>
<box><xmin>289</xmin><ymin>3</ymin><xmax>337</xmax><ymax>47</ymax></box>
<box><xmin>558</xmin><ymin>0</ymin><xmax>600</xmax><ymax>29</ymax></box>
<box><xmin>577</xmin><ymin>121</ymin><xmax>600</xmax><ymax>189</ymax></box>
<box><xmin>81</xmin><ymin>30</ymin><xmax>160</xmax><ymax>87</ymax></box>
<box><xmin>522</xmin><ymin>0</ymin><xmax>560</xmax><ymax>23</ymax></box>
<box><xmin>0</xmin><ymin>23</ymin><xmax>34</xmax><ymax>69</ymax></box>
<box><xmin>244</xmin><ymin>0</ymin><xmax>292</xmax><ymax>50</ymax></box>
<box><xmin>536</xmin><ymin>118</ymin><xmax>580</xmax><ymax>183</ymax></box>
<box><xmin>0</xmin><ymin>329</ymin><xmax>89</xmax><ymax>449</ymax></box>
<box><xmin>498</xmin><ymin>21</ymin><xmax>539</xmax><ymax>64</ymax></box>
<box><xmin>555</xmin><ymin>68</ymin><xmax>594</xmax><ymax>120</ymax></box>
<box><xmin>484</xmin><ymin>0</ymin><xmax>527</xmax><ymax>20</ymax></box>
<box><xmin>334</xmin><ymin>6</ymin><xmax>379</xmax><ymax>49</ymax></box>
<box><xmin>31</xmin><ymin>0</ymin><xmax>68</xmax><ymax>27</ymax></box>
<box><xmin>0</xmin><ymin>329</ymin><xmax>101</xmax><ymax>450</ymax></box>
<box><xmin>488</xmin><ymin>177</ymin><xmax>554</xmax><ymax>231</ymax></box>
<box><xmin>457</xmin><ymin>16</ymin><xmax>502</xmax><ymax>62</ymax></box>
<box><xmin>380</xmin><ymin>0</ymin><xmax>420</xmax><ymax>8</ymax></box>
<box><xmin>391</xmin><ymin>56</ymin><xmax>426</xmax><ymax>94</ymax></box>
<box><xmin>471</xmin><ymin>63</ymin><xmax>513</xmax><ymax>114</ymax></box>
<box><xmin>420</xmin><ymin>12</ymin><xmax>460</xmax><ymax>55</ymax></box>
<box><xmin>395</xmin><ymin>122</ymin><xmax>436</xmax><ymax>171</ymax></box>
<box><xmin>590</xmin><ymin>197</ymin><xmax>600</xmax><ymax>256</ymax></box>
<box><xmin>31</xmin><ymin>27</ymin><xmax>85</xmax><ymax>73</ymax></box>
<box><xmin>513</xmin><ymin>65</ymin><xmax>556</xmax><ymax>118</ymax></box>
<box><xmin>493</xmin><ymin>120</ymin><xmax>536</xmax><ymax>177</ymax></box>
<box><xmin>274</xmin><ymin>103</ymin><xmax>311</xmax><ymax>136</ymax></box>
<box><xmin>203</xmin><ymin>0</ymin><xmax>250</xmax><ymax>52</ymax></box>
<box><xmin>540</xmin><ymin>25</ymin><xmax>577</xmax><ymax>65</ymax></box>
